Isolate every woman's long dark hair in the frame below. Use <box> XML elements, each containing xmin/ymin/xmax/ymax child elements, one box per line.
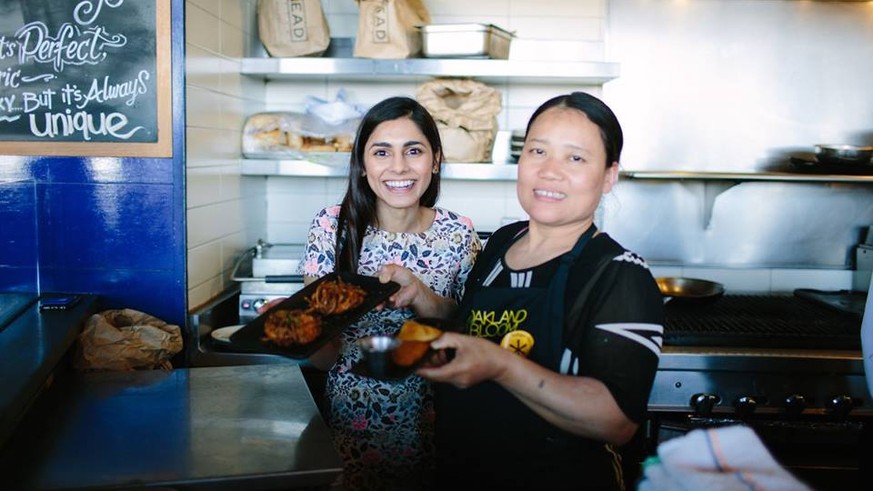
<box><xmin>334</xmin><ymin>96</ymin><xmax>443</xmax><ymax>273</ymax></box>
<box><xmin>525</xmin><ymin>92</ymin><xmax>623</xmax><ymax>168</ymax></box>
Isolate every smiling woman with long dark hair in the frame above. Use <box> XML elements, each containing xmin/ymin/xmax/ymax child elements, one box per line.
<box><xmin>298</xmin><ymin>96</ymin><xmax>481</xmax><ymax>490</ymax></box>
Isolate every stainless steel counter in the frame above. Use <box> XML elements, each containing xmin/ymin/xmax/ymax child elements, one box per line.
<box><xmin>1</xmin><ymin>365</ymin><xmax>342</xmax><ymax>490</ymax></box>
<box><xmin>0</xmin><ymin>294</ymin><xmax>98</xmax><ymax>449</ymax></box>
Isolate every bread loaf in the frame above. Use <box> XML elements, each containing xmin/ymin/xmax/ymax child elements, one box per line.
<box><xmin>242</xmin><ymin>112</ymin><xmax>356</xmax><ymax>158</ymax></box>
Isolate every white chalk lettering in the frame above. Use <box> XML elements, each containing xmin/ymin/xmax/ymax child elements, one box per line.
<box><xmin>20</xmin><ymin>74</ymin><xmax>55</xmax><ymax>83</ymax></box>
<box><xmin>0</xmin><ymin>94</ymin><xmax>16</xmax><ymax>112</ymax></box>
<box><xmin>79</xmin><ymin>70</ymin><xmax>150</xmax><ymax>109</ymax></box>
<box><xmin>0</xmin><ymin>67</ymin><xmax>21</xmax><ymax>88</ymax></box>
<box><xmin>0</xmin><ymin>36</ymin><xmax>16</xmax><ymax>58</ymax></box>
<box><xmin>16</xmin><ymin>21</ymin><xmax>126</xmax><ymax>73</ymax></box>
<box><xmin>28</xmin><ymin>109</ymin><xmax>144</xmax><ymax>140</ymax></box>
<box><xmin>21</xmin><ymin>88</ymin><xmax>56</xmax><ymax>112</ymax></box>
<box><xmin>74</xmin><ymin>0</ymin><xmax>125</xmax><ymax>26</ymax></box>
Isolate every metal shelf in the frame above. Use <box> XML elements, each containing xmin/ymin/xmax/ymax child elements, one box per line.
<box><xmin>622</xmin><ymin>170</ymin><xmax>873</xmax><ymax>184</ymax></box>
<box><xmin>242</xmin><ymin>160</ymin><xmax>873</xmax><ymax>183</ymax></box>
<box><xmin>622</xmin><ymin>170</ymin><xmax>873</xmax><ymax>228</ymax></box>
<box><xmin>241</xmin><ymin>159</ymin><xmax>519</xmax><ymax>181</ymax></box>
<box><xmin>240</xmin><ymin>57</ymin><xmax>620</xmax><ymax>84</ymax></box>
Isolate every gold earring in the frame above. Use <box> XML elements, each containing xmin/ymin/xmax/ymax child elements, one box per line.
<box><xmin>432</xmin><ymin>167</ymin><xmax>439</xmax><ymax>174</ymax></box>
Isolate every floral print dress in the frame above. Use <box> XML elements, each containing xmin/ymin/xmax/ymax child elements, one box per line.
<box><xmin>301</xmin><ymin>205</ymin><xmax>480</xmax><ymax>491</ymax></box>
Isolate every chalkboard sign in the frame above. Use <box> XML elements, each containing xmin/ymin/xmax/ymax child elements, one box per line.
<box><xmin>0</xmin><ymin>0</ymin><xmax>171</xmax><ymax>157</ymax></box>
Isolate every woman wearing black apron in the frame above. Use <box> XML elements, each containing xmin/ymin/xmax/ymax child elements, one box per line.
<box><xmin>380</xmin><ymin>92</ymin><xmax>664</xmax><ymax>490</ymax></box>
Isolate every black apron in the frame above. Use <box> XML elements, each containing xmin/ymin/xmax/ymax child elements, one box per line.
<box><xmin>435</xmin><ymin>225</ymin><xmax>619</xmax><ymax>490</ymax></box>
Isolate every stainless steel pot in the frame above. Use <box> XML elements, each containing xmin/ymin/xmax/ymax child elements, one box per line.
<box><xmin>656</xmin><ymin>277</ymin><xmax>725</xmax><ymax>304</ymax></box>
<box><xmin>814</xmin><ymin>144</ymin><xmax>873</xmax><ymax>165</ymax></box>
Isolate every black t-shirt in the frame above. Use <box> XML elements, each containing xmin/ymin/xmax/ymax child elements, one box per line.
<box><xmin>439</xmin><ymin>221</ymin><xmax>664</xmax><ymax>490</ymax></box>
<box><xmin>457</xmin><ymin>221</ymin><xmax>663</xmax><ymax>422</ymax></box>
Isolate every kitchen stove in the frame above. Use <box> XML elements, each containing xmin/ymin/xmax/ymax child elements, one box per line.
<box><xmin>646</xmin><ymin>293</ymin><xmax>869</xmax><ymax>488</ymax></box>
<box><xmin>232</xmin><ymin>241</ymin><xmax>306</xmax><ymax>321</ymax></box>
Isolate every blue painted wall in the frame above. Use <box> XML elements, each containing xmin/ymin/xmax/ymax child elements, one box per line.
<box><xmin>0</xmin><ymin>0</ymin><xmax>187</xmax><ymax>327</ymax></box>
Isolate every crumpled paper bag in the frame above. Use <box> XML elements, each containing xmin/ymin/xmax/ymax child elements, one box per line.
<box><xmin>416</xmin><ymin>78</ymin><xmax>502</xmax><ymax>162</ymax></box>
<box><xmin>75</xmin><ymin>309</ymin><xmax>183</xmax><ymax>371</ymax></box>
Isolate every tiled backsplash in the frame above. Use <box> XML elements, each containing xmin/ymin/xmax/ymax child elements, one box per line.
<box><xmin>265</xmin><ymin>177</ymin><xmax>525</xmax><ymax>244</ymax></box>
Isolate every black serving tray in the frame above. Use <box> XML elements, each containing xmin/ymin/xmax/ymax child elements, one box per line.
<box><xmin>228</xmin><ymin>272</ymin><xmax>399</xmax><ymax>359</ymax></box>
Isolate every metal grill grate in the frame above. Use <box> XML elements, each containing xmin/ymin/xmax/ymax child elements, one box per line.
<box><xmin>663</xmin><ymin>295</ymin><xmax>861</xmax><ymax>349</ymax></box>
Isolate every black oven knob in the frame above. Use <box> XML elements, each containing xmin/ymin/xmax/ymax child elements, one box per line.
<box><xmin>784</xmin><ymin>394</ymin><xmax>807</xmax><ymax>416</ymax></box>
<box><xmin>734</xmin><ymin>396</ymin><xmax>757</xmax><ymax>417</ymax></box>
<box><xmin>690</xmin><ymin>393</ymin><xmax>720</xmax><ymax>416</ymax></box>
<box><xmin>826</xmin><ymin>395</ymin><xmax>854</xmax><ymax>420</ymax></box>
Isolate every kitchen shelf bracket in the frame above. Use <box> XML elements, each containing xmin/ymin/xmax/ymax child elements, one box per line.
<box><xmin>702</xmin><ymin>181</ymin><xmax>739</xmax><ymax>230</ymax></box>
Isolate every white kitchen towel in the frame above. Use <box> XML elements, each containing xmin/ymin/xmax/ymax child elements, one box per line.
<box><xmin>637</xmin><ymin>425</ymin><xmax>813</xmax><ymax>491</ymax></box>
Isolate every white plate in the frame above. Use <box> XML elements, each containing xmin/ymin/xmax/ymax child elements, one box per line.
<box><xmin>211</xmin><ymin>324</ymin><xmax>244</xmax><ymax>344</ymax></box>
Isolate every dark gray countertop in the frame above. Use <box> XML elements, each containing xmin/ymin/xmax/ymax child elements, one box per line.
<box><xmin>0</xmin><ymin>294</ymin><xmax>98</xmax><ymax>448</ymax></box>
<box><xmin>2</xmin><ymin>364</ymin><xmax>342</xmax><ymax>490</ymax></box>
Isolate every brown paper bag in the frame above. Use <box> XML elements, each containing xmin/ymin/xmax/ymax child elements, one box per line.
<box><xmin>354</xmin><ymin>0</ymin><xmax>430</xmax><ymax>59</ymax></box>
<box><xmin>416</xmin><ymin>78</ymin><xmax>502</xmax><ymax>162</ymax></box>
<box><xmin>75</xmin><ymin>309</ymin><xmax>183</xmax><ymax>371</ymax></box>
<box><xmin>258</xmin><ymin>0</ymin><xmax>331</xmax><ymax>57</ymax></box>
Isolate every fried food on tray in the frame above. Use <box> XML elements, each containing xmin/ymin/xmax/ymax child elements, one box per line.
<box><xmin>397</xmin><ymin>319</ymin><xmax>444</xmax><ymax>341</ymax></box>
<box><xmin>258</xmin><ymin>276</ymin><xmax>370</xmax><ymax>349</ymax></box>
<box><xmin>262</xmin><ymin>309</ymin><xmax>322</xmax><ymax>346</ymax></box>
<box><xmin>307</xmin><ymin>277</ymin><xmax>367</xmax><ymax>316</ymax></box>
<box><xmin>391</xmin><ymin>319</ymin><xmax>443</xmax><ymax>367</ymax></box>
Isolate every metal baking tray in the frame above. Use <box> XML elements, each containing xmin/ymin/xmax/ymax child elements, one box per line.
<box><xmin>419</xmin><ymin>23</ymin><xmax>514</xmax><ymax>59</ymax></box>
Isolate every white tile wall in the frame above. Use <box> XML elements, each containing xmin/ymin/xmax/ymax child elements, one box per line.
<box><xmin>265</xmin><ymin>177</ymin><xmax>343</xmax><ymax>243</ymax></box>
<box><xmin>185</xmin><ymin>0</ymin><xmax>266</xmax><ymax>311</ymax></box>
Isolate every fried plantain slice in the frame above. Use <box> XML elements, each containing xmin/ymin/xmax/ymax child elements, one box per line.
<box><xmin>391</xmin><ymin>319</ymin><xmax>443</xmax><ymax>366</ymax></box>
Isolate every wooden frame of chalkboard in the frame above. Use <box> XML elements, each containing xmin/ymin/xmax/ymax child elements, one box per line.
<box><xmin>0</xmin><ymin>0</ymin><xmax>172</xmax><ymax>158</ymax></box>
